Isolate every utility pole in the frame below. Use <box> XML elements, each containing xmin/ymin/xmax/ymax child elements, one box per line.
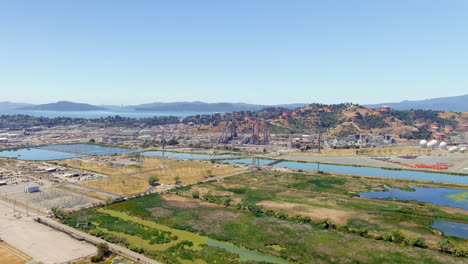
<box><xmin>160</xmin><ymin>126</ymin><xmax>166</xmax><ymax>149</ymax></box>
<box><xmin>318</xmin><ymin>130</ymin><xmax>322</xmax><ymax>154</ymax></box>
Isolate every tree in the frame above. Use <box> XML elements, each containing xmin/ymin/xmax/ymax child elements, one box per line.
<box><xmin>50</xmin><ymin>206</ymin><xmax>64</xmax><ymax>220</ymax></box>
<box><xmin>437</xmin><ymin>239</ymin><xmax>454</xmax><ymax>253</ymax></box>
<box><xmin>148</xmin><ymin>175</ymin><xmax>159</xmax><ymax>186</ymax></box>
<box><xmin>130</xmin><ymin>152</ymin><xmax>142</xmax><ymax>162</ymax></box>
<box><xmin>89</xmin><ymin>138</ymin><xmax>96</xmax><ymax>143</ymax></box>
<box><xmin>91</xmin><ymin>243</ymin><xmax>111</xmax><ymax>262</ymax></box>
<box><xmin>192</xmin><ymin>191</ymin><xmax>200</xmax><ymax>199</ymax></box>
<box><xmin>174</xmin><ymin>175</ymin><xmax>181</xmax><ymax>184</ymax></box>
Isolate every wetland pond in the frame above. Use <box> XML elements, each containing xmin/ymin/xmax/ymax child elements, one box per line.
<box><xmin>431</xmin><ymin>220</ymin><xmax>468</xmax><ymax>239</ymax></box>
<box><xmin>359</xmin><ymin>186</ymin><xmax>468</xmax><ymax>210</ymax></box>
<box><xmin>0</xmin><ymin>144</ymin><xmax>141</xmax><ymax>160</ymax></box>
<box><xmin>223</xmin><ymin>158</ymin><xmax>468</xmax><ymax>185</ymax></box>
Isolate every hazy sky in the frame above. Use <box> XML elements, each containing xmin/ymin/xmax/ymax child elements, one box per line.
<box><xmin>1</xmin><ymin>0</ymin><xmax>467</xmax><ymax>105</ymax></box>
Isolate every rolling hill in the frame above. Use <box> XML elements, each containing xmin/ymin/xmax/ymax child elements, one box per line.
<box><xmin>365</xmin><ymin>94</ymin><xmax>468</xmax><ymax>112</ymax></box>
<box><xmin>18</xmin><ymin>101</ymin><xmax>107</xmax><ymax>111</ymax></box>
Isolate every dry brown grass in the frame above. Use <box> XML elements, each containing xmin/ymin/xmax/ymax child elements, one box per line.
<box><xmin>59</xmin><ymin>156</ymin><xmax>166</xmax><ymax>176</ymax></box>
<box><xmin>0</xmin><ymin>242</ymin><xmax>31</xmax><ymax>264</ymax></box>
<box><xmin>81</xmin><ymin>175</ymin><xmax>150</xmax><ymax>196</ymax></box>
<box><xmin>258</xmin><ymin>200</ymin><xmax>356</xmax><ymax>225</ymax></box>
<box><xmin>79</xmin><ymin>158</ymin><xmax>239</xmax><ymax>196</ymax></box>
<box><xmin>133</xmin><ymin>160</ymin><xmax>239</xmax><ymax>185</ymax></box>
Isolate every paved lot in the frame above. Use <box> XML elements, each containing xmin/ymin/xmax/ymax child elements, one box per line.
<box><xmin>0</xmin><ymin>201</ymin><xmax>96</xmax><ymax>264</ymax></box>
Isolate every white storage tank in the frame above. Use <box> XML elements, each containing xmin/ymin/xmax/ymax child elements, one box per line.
<box><xmin>439</xmin><ymin>142</ymin><xmax>447</xmax><ymax>149</ymax></box>
<box><xmin>448</xmin><ymin>146</ymin><xmax>458</xmax><ymax>153</ymax></box>
<box><xmin>419</xmin><ymin>140</ymin><xmax>427</xmax><ymax>148</ymax></box>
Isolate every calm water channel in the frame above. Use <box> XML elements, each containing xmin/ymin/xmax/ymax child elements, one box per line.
<box><xmin>206</xmin><ymin>239</ymin><xmax>291</xmax><ymax>264</ymax></box>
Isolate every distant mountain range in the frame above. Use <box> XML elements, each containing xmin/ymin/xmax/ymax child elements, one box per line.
<box><xmin>4</xmin><ymin>101</ymin><xmax>306</xmax><ymax>112</ymax></box>
<box><xmin>2</xmin><ymin>94</ymin><xmax>466</xmax><ymax>113</ymax></box>
<box><xmin>133</xmin><ymin>101</ymin><xmax>307</xmax><ymax>112</ymax></box>
<box><xmin>18</xmin><ymin>101</ymin><xmax>106</xmax><ymax>111</ymax></box>
<box><xmin>0</xmin><ymin>101</ymin><xmax>33</xmax><ymax>110</ymax></box>
<box><xmin>365</xmin><ymin>94</ymin><xmax>468</xmax><ymax>112</ymax></box>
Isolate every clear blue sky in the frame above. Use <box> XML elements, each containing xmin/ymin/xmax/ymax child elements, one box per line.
<box><xmin>1</xmin><ymin>0</ymin><xmax>467</xmax><ymax>105</ymax></box>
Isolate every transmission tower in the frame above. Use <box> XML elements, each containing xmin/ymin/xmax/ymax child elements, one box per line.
<box><xmin>76</xmin><ymin>212</ymin><xmax>89</xmax><ymax>228</ymax></box>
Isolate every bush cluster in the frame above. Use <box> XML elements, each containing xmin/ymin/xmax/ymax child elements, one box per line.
<box><xmin>201</xmin><ymin>192</ymin><xmax>232</xmax><ymax>206</ymax></box>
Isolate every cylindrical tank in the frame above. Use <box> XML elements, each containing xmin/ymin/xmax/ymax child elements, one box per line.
<box><xmin>439</xmin><ymin>142</ymin><xmax>447</xmax><ymax>149</ymax></box>
<box><xmin>460</xmin><ymin>147</ymin><xmax>467</xmax><ymax>153</ymax></box>
<box><xmin>448</xmin><ymin>146</ymin><xmax>458</xmax><ymax>153</ymax></box>
<box><xmin>420</xmin><ymin>140</ymin><xmax>427</xmax><ymax>148</ymax></box>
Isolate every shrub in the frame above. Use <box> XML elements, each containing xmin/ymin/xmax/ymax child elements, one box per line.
<box><xmin>437</xmin><ymin>239</ymin><xmax>454</xmax><ymax>253</ymax></box>
<box><xmin>412</xmin><ymin>238</ymin><xmax>427</xmax><ymax>248</ymax></box>
<box><xmin>129</xmin><ymin>244</ymin><xmax>145</xmax><ymax>254</ymax></box>
<box><xmin>191</xmin><ymin>191</ymin><xmax>200</xmax><ymax>199</ymax></box>
<box><xmin>382</xmin><ymin>232</ymin><xmax>393</xmax><ymax>242</ymax></box>
<box><xmin>358</xmin><ymin>228</ymin><xmax>368</xmax><ymax>237</ymax></box>
<box><xmin>337</xmin><ymin>225</ymin><xmax>349</xmax><ymax>232</ymax></box>
<box><xmin>453</xmin><ymin>248</ymin><xmax>468</xmax><ymax>257</ymax></box>
<box><xmin>148</xmin><ymin>175</ymin><xmax>159</xmax><ymax>186</ymax></box>
<box><xmin>374</xmin><ymin>234</ymin><xmax>383</xmax><ymax>240</ymax></box>
<box><xmin>275</xmin><ymin>211</ymin><xmax>289</xmax><ymax>220</ymax></box>
<box><xmin>264</xmin><ymin>209</ymin><xmax>275</xmax><ymax>216</ymax></box>
<box><xmin>314</xmin><ymin>218</ymin><xmax>332</xmax><ymax>229</ymax></box>
<box><xmin>391</xmin><ymin>229</ymin><xmax>405</xmax><ymax>244</ymax></box>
